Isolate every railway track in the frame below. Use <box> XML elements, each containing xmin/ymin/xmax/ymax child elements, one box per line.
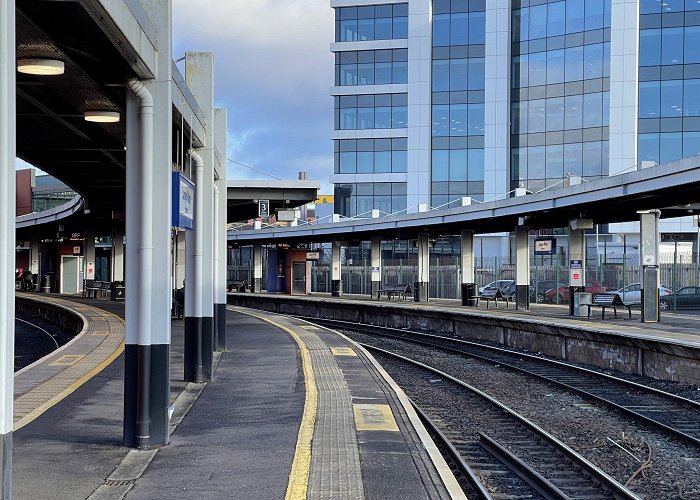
<box><xmin>304</xmin><ymin>317</ymin><xmax>700</xmax><ymax>448</ymax></box>
<box><xmin>365</xmin><ymin>343</ymin><xmax>638</xmax><ymax>499</ymax></box>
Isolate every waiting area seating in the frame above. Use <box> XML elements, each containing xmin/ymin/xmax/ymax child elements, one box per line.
<box><xmin>83</xmin><ymin>280</ymin><xmax>124</xmax><ymax>300</ymax></box>
<box><xmin>227</xmin><ymin>280</ymin><xmax>248</xmax><ymax>293</ymax></box>
<box><xmin>585</xmin><ymin>293</ymin><xmax>637</xmax><ymax>319</ymax></box>
<box><xmin>474</xmin><ymin>288</ymin><xmax>513</xmax><ymax>309</ymax></box>
<box><xmin>378</xmin><ymin>283</ymin><xmax>412</xmax><ymax>301</ymax></box>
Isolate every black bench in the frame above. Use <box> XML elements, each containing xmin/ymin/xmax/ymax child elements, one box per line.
<box><xmin>228</xmin><ymin>280</ymin><xmax>248</xmax><ymax>293</ymax></box>
<box><xmin>585</xmin><ymin>293</ymin><xmax>637</xmax><ymax>319</ymax></box>
<box><xmin>84</xmin><ymin>280</ymin><xmax>102</xmax><ymax>298</ymax></box>
<box><xmin>378</xmin><ymin>283</ymin><xmax>412</xmax><ymax>301</ymax></box>
<box><xmin>475</xmin><ymin>288</ymin><xmax>512</xmax><ymax>309</ymax></box>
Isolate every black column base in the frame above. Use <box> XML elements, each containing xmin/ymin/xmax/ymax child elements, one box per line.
<box><xmin>414</xmin><ymin>281</ymin><xmax>428</xmax><ymax>302</ymax></box>
<box><xmin>202</xmin><ymin>316</ymin><xmax>214</xmax><ymax>381</ymax></box>
<box><xmin>184</xmin><ymin>316</ymin><xmax>203</xmax><ymax>382</ymax></box>
<box><xmin>1</xmin><ymin>431</ymin><xmax>11</xmax><ymax>498</ymax></box>
<box><xmin>515</xmin><ymin>284</ymin><xmax>530</xmax><ymax>310</ymax></box>
<box><xmin>123</xmin><ymin>343</ymin><xmax>170</xmax><ymax>447</ymax></box>
<box><xmin>371</xmin><ymin>281</ymin><xmax>380</xmax><ymax>299</ymax></box>
<box><xmin>216</xmin><ymin>303</ymin><xmax>227</xmax><ymax>349</ymax></box>
<box><xmin>331</xmin><ymin>280</ymin><xmax>342</xmax><ymax>297</ymax></box>
<box><xmin>461</xmin><ymin>283</ymin><xmax>477</xmax><ymax>307</ymax></box>
<box><xmin>253</xmin><ymin>277</ymin><xmax>262</xmax><ymax>293</ymax></box>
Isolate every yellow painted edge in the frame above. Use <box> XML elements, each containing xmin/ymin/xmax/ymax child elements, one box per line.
<box><xmin>231</xmin><ymin>308</ymin><xmax>317</xmax><ymax>500</ymax></box>
<box><xmin>14</xmin><ymin>340</ymin><xmax>125</xmax><ymax>431</ymax></box>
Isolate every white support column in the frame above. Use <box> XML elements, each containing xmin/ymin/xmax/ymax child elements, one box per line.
<box><xmin>253</xmin><ymin>243</ymin><xmax>263</xmax><ymax>293</ymax></box>
<box><xmin>186</xmin><ymin>52</ymin><xmax>215</xmax><ymax>381</ymax></box>
<box><xmin>515</xmin><ymin>226</ymin><xmax>530</xmax><ymax>309</ymax></box>
<box><xmin>484</xmin><ymin>0</ymin><xmax>512</xmax><ymax>201</ymax></box>
<box><xmin>84</xmin><ymin>231</ymin><xmax>95</xmax><ymax>281</ymax></box>
<box><xmin>214</xmin><ymin>108</ymin><xmax>228</xmax><ymax>350</ymax></box>
<box><xmin>123</xmin><ymin>0</ymin><xmax>172</xmax><ymax>449</ymax></box>
<box><xmin>568</xmin><ymin>228</ymin><xmax>586</xmax><ymax>316</ymax></box>
<box><xmin>0</xmin><ymin>0</ymin><xmax>15</xmax><ymax>495</ymax></box>
<box><xmin>640</xmin><ymin>210</ymin><xmax>661</xmax><ymax>323</ymax></box>
<box><xmin>609</xmin><ymin>0</ymin><xmax>639</xmax><ymax>175</ymax></box>
<box><xmin>371</xmin><ymin>237</ymin><xmax>381</xmax><ymax>299</ymax></box>
<box><xmin>331</xmin><ymin>241</ymin><xmax>342</xmax><ymax>297</ymax></box>
<box><xmin>111</xmin><ymin>227</ymin><xmax>124</xmax><ymax>282</ymax></box>
<box><xmin>460</xmin><ymin>230</ymin><xmax>476</xmax><ymax>306</ymax></box>
<box><xmin>415</xmin><ymin>233</ymin><xmax>429</xmax><ymax>302</ymax></box>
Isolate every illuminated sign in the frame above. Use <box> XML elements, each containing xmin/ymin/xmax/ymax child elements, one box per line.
<box><xmin>172</xmin><ymin>172</ymin><xmax>195</xmax><ymax>230</ymax></box>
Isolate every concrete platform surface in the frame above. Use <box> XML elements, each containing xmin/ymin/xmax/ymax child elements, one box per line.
<box><xmin>12</xmin><ymin>296</ymin><xmax>461</xmax><ymax>499</ymax></box>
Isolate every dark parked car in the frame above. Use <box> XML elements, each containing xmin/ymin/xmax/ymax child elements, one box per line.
<box><xmin>659</xmin><ymin>286</ymin><xmax>700</xmax><ymax>310</ymax></box>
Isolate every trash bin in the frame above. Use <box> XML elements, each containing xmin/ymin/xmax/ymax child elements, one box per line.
<box><xmin>574</xmin><ymin>292</ymin><xmax>592</xmax><ymax>317</ymax></box>
<box><xmin>41</xmin><ymin>274</ymin><xmax>51</xmax><ymax>294</ymax></box>
<box><xmin>110</xmin><ymin>281</ymin><xmax>125</xmax><ymax>301</ymax></box>
<box><xmin>462</xmin><ymin>283</ymin><xmax>478</xmax><ymax>307</ymax></box>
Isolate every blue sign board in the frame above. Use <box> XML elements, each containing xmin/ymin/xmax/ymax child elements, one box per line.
<box><xmin>172</xmin><ymin>172</ymin><xmax>195</xmax><ymax>230</ymax></box>
<box><xmin>534</xmin><ymin>238</ymin><xmax>556</xmax><ymax>255</ymax></box>
<box><xmin>570</xmin><ymin>259</ymin><xmax>583</xmax><ymax>269</ymax></box>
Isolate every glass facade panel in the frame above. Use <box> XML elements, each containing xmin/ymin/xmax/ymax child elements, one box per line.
<box><xmin>334</xmin><ymin>183</ymin><xmax>408</xmax><ymax>217</ymax></box>
<box><xmin>335</xmin><ymin>4</ymin><xmax>408</xmax><ymax>42</ymax></box>
<box><xmin>431</xmin><ymin>2</ymin><xmax>485</xmax><ymax>206</ymax></box>
<box><xmin>638</xmin><ymin>5</ymin><xmax>700</xmax><ymax>164</ymax></box>
<box><xmin>336</xmin><ymin>49</ymin><xmax>408</xmax><ymax>86</ymax></box>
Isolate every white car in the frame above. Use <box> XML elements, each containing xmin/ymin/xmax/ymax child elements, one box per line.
<box><xmin>479</xmin><ymin>279</ymin><xmax>515</xmax><ymax>294</ymax></box>
<box><xmin>614</xmin><ymin>283</ymin><xmax>671</xmax><ymax>304</ymax></box>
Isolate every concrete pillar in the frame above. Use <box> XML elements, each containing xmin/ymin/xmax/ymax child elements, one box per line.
<box><xmin>214</xmin><ymin>108</ymin><xmax>228</xmax><ymax>350</ymax></box>
<box><xmin>331</xmin><ymin>241</ymin><xmax>342</xmax><ymax>297</ymax></box>
<box><xmin>185</xmin><ymin>52</ymin><xmax>215</xmax><ymax>381</ymax></box>
<box><xmin>568</xmin><ymin>228</ymin><xmax>586</xmax><ymax>316</ymax></box>
<box><xmin>0</xmin><ymin>0</ymin><xmax>16</xmax><ymax>494</ymax></box>
<box><xmin>371</xmin><ymin>237</ymin><xmax>381</xmax><ymax>299</ymax></box>
<box><xmin>640</xmin><ymin>210</ymin><xmax>661</xmax><ymax>322</ymax></box>
<box><xmin>174</xmin><ymin>231</ymin><xmax>186</xmax><ymax>289</ymax></box>
<box><xmin>123</xmin><ymin>0</ymin><xmax>172</xmax><ymax>449</ymax></box>
<box><xmin>111</xmin><ymin>227</ymin><xmax>124</xmax><ymax>281</ymax></box>
<box><xmin>515</xmin><ymin>226</ymin><xmax>530</xmax><ymax>309</ymax></box>
<box><xmin>460</xmin><ymin>230</ymin><xmax>475</xmax><ymax>306</ymax></box>
<box><xmin>253</xmin><ymin>243</ymin><xmax>263</xmax><ymax>292</ymax></box>
<box><xmin>84</xmin><ymin>231</ymin><xmax>95</xmax><ymax>280</ymax></box>
<box><xmin>415</xmin><ymin>233</ymin><xmax>429</xmax><ymax>302</ymax></box>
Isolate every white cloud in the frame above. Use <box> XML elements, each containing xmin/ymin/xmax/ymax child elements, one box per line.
<box><xmin>173</xmin><ymin>0</ymin><xmax>335</xmax><ymax>184</ymax></box>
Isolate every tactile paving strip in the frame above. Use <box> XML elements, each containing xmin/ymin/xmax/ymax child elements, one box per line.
<box><xmin>285</xmin><ymin>318</ymin><xmax>365</xmax><ymax>500</ymax></box>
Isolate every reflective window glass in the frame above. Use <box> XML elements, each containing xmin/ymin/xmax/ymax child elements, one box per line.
<box><xmin>638</xmin><ymin>133</ymin><xmax>660</xmax><ymax>163</ymax></box>
<box><xmin>639</xmin><ymin>81</ymin><xmax>660</xmax><ymax>118</ymax></box>
<box><xmin>547</xmin><ymin>2</ymin><xmax>566</xmax><ymax>37</ymax></box>
<box><xmin>659</xmin><ymin>132</ymin><xmax>683</xmax><ymax>163</ymax></box>
<box><xmin>545</xmin><ymin>144</ymin><xmax>564</xmax><ymax>178</ymax></box>
<box><xmin>528</xmin><ymin>99</ymin><xmax>546</xmax><ymax>133</ymax></box>
<box><xmin>547</xmin><ymin>49</ymin><xmax>565</xmax><ymax>84</ymax></box>
<box><xmin>467</xmin><ymin>103</ymin><xmax>485</xmax><ymax>135</ymax></box>
<box><xmin>392</xmin><ymin>150</ymin><xmax>407</xmax><ymax>172</ymax></box>
<box><xmin>566</xmin><ymin>0</ymin><xmax>585</xmax><ymax>33</ymax></box>
<box><xmin>563</xmin><ymin>143</ymin><xmax>583</xmax><ymax>176</ymax></box>
<box><xmin>433</xmin><ymin>60</ymin><xmax>450</xmax><ymax>91</ymax></box>
<box><xmin>685</xmin><ymin>27</ymin><xmax>700</xmax><ymax>64</ymax></box>
<box><xmin>450</xmin><ymin>59</ymin><xmax>468</xmax><ymax>91</ymax></box>
<box><xmin>582</xmin><ymin>141</ymin><xmax>602</xmax><ymax>176</ymax></box>
<box><xmin>469</xmin><ymin>12</ymin><xmax>485</xmax><ymax>44</ymax></box>
<box><xmin>685</xmin><ymin>80</ymin><xmax>700</xmax><ymax>116</ymax></box>
<box><xmin>450</xmin><ymin>12</ymin><xmax>469</xmax><ymax>45</ymax></box>
<box><xmin>528</xmin><ymin>146</ymin><xmax>546</xmax><ymax>179</ymax></box>
<box><xmin>375</xmin><ymin>151</ymin><xmax>391</xmax><ymax>172</ymax></box>
<box><xmin>529</xmin><ymin>5</ymin><xmax>547</xmax><ymax>40</ymax></box>
<box><xmin>661</xmin><ymin>80</ymin><xmax>683</xmax><ymax>117</ymax></box>
<box><xmin>433</xmin><ymin>105</ymin><xmax>450</xmax><ymax>136</ymax></box>
<box><xmin>468</xmin><ymin>149</ymin><xmax>485</xmax><ymax>181</ymax></box>
<box><xmin>584</xmin><ymin>43</ymin><xmax>604</xmax><ymax>80</ymax></box>
<box><xmin>339</xmin><ymin>152</ymin><xmax>356</xmax><ymax>173</ymax></box>
<box><xmin>684</xmin><ymin>132</ymin><xmax>700</xmax><ymax>157</ymax></box>
<box><xmin>639</xmin><ymin>29</ymin><xmax>661</xmax><ymax>67</ymax></box>
<box><xmin>565</xmin><ymin>46</ymin><xmax>584</xmax><ymax>82</ymax></box>
<box><xmin>433</xmin><ymin>14</ymin><xmax>450</xmax><ymax>46</ymax></box>
<box><xmin>528</xmin><ymin>51</ymin><xmax>547</xmax><ymax>87</ymax></box>
<box><xmin>585</xmin><ymin>0</ymin><xmax>605</xmax><ymax>31</ymax></box>
<box><xmin>375</xmin><ymin>17</ymin><xmax>392</xmax><ymax>40</ymax></box>
<box><xmin>583</xmin><ymin>92</ymin><xmax>603</xmax><ymax>128</ymax></box>
<box><xmin>468</xmin><ymin>59</ymin><xmax>485</xmax><ymax>90</ymax></box>
<box><xmin>546</xmin><ymin>97</ymin><xmax>565</xmax><ymax>131</ymax></box>
<box><xmin>432</xmin><ymin>150</ymin><xmax>449</xmax><ymax>181</ymax></box>
<box><xmin>662</xmin><ymin>27</ymin><xmax>684</xmax><ymax>66</ymax></box>
<box><xmin>450</xmin><ymin>149</ymin><xmax>468</xmax><ymax>181</ymax></box>
<box><xmin>565</xmin><ymin>94</ymin><xmax>583</xmax><ymax>129</ymax></box>
<box><xmin>374</xmin><ymin>107</ymin><xmax>391</xmax><ymax>128</ymax></box>
<box><xmin>393</xmin><ymin>16</ymin><xmax>408</xmax><ymax>39</ymax></box>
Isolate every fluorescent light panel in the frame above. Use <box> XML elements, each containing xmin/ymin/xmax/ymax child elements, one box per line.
<box><xmin>84</xmin><ymin>111</ymin><xmax>120</xmax><ymax>123</ymax></box>
<box><xmin>17</xmin><ymin>58</ymin><xmax>64</xmax><ymax>76</ymax></box>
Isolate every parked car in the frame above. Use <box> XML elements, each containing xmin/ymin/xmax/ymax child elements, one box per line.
<box><xmin>544</xmin><ymin>280</ymin><xmax>609</xmax><ymax>304</ymax></box>
<box><xmin>659</xmin><ymin>286</ymin><xmax>700</xmax><ymax>310</ymax></box>
<box><xmin>479</xmin><ymin>279</ymin><xmax>514</xmax><ymax>295</ymax></box>
<box><xmin>611</xmin><ymin>283</ymin><xmax>671</xmax><ymax>304</ymax></box>
<box><xmin>530</xmin><ymin>280</ymin><xmax>567</xmax><ymax>303</ymax></box>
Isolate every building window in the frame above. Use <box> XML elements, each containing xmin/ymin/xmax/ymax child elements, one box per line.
<box><xmin>335</xmin><ymin>93</ymin><xmax>408</xmax><ymax>130</ymax></box>
<box><xmin>336</xmin><ymin>49</ymin><xmax>408</xmax><ymax>86</ymax></box>
<box><xmin>334</xmin><ymin>138</ymin><xmax>407</xmax><ymax>174</ymax></box>
<box><xmin>334</xmin><ymin>182</ymin><xmax>407</xmax><ymax>217</ymax></box>
<box><xmin>335</xmin><ymin>4</ymin><xmax>408</xmax><ymax>42</ymax></box>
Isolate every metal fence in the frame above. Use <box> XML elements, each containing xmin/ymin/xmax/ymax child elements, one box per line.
<box><xmin>228</xmin><ymin>247</ymin><xmax>700</xmax><ymax>312</ymax></box>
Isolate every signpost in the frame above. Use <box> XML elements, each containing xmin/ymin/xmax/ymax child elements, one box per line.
<box><xmin>259</xmin><ymin>199</ymin><xmax>270</xmax><ymax>218</ymax></box>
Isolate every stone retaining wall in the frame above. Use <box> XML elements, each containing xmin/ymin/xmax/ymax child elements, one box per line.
<box><xmin>228</xmin><ymin>294</ymin><xmax>700</xmax><ymax>386</ymax></box>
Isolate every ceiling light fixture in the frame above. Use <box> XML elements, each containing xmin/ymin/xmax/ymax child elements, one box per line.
<box><xmin>84</xmin><ymin>111</ymin><xmax>120</xmax><ymax>123</ymax></box>
<box><xmin>16</xmin><ymin>58</ymin><xmax>64</xmax><ymax>75</ymax></box>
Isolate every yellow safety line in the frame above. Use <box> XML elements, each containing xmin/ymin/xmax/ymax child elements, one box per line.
<box><xmin>14</xmin><ymin>340</ymin><xmax>125</xmax><ymax>431</ymax></box>
<box><xmin>232</xmin><ymin>308</ymin><xmax>317</xmax><ymax>500</ymax></box>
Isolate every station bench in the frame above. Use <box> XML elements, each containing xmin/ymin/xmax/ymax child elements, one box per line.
<box><xmin>585</xmin><ymin>293</ymin><xmax>637</xmax><ymax>319</ymax></box>
<box><xmin>228</xmin><ymin>280</ymin><xmax>248</xmax><ymax>293</ymax></box>
<box><xmin>378</xmin><ymin>283</ymin><xmax>412</xmax><ymax>301</ymax></box>
<box><xmin>475</xmin><ymin>288</ymin><xmax>512</xmax><ymax>309</ymax></box>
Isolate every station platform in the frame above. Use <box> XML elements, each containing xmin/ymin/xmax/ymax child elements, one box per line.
<box><xmin>11</xmin><ymin>294</ymin><xmax>462</xmax><ymax>499</ymax></box>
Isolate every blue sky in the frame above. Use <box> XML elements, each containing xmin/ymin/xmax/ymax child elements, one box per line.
<box><xmin>173</xmin><ymin>0</ymin><xmax>335</xmax><ymax>193</ymax></box>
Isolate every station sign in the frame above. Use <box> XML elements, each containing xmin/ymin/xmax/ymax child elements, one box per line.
<box><xmin>172</xmin><ymin>172</ymin><xmax>194</xmax><ymax>230</ymax></box>
<box><xmin>306</xmin><ymin>251</ymin><xmax>320</xmax><ymax>261</ymax></box>
<box><xmin>259</xmin><ymin>200</ymin><xmax>270</xmax><ymax>218</ymax></box>
<box><xmin>569</xmin><ymin>259</ymin><xmax>583</xmax><ymax>286</ymax></box>
<box><xmin>534</xmin><ymin>238</ymin><xmax>556</xmax><ymax>255</ymax></box>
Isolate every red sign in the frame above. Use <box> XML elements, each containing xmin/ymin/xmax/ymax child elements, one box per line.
<box><xmin>573</xmin><ymin>272</ymin><xmax>580</xmax><ymax>280</ymax></box>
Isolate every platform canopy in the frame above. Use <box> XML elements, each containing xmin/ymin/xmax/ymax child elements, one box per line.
<box><xmin>227</xmin><ymin>179</ymin><xmax>319</xmax><ymax>223</ymax></box>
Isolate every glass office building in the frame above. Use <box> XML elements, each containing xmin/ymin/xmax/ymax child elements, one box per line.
<box><xmin>330</xmin><ymin>0</ymin><xmax>699</xmax><ymax>231</ymax></box>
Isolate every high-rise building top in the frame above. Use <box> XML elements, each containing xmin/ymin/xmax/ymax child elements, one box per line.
<box><xmin>330</xmin><ymin>0</ymin><xmax>700</xmax><ymax>228</ymax></box>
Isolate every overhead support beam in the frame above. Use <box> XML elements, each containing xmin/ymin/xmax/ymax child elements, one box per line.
<box><xmin>0</xmin><ymin>1</ymin><xmax>16</xmax><ymax>496</ymax></box>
